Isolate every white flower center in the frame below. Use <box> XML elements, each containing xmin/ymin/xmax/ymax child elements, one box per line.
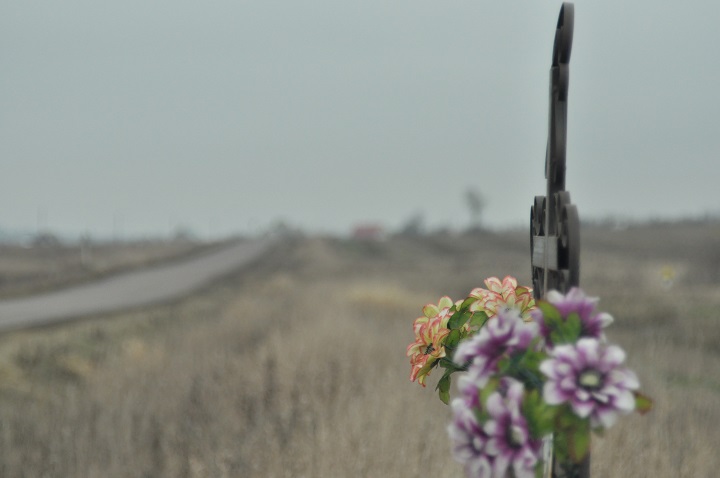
<box><xmin>509</xmin><ymin>425</ymin><xmax>525</xmax><ymax>447</ymax></box>
<box><xmin>579</xmin><ymin>370</ymin><xmax>602</xmax><ymax>390</ymax></box>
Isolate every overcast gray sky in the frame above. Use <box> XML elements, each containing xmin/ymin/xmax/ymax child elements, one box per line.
<box><xmin>1</xmin><ymin>1</ymin><xmax>718</xmax><ymax>239</ymax></box>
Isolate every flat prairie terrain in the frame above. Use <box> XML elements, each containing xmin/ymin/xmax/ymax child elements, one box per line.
<box><xmin>0</xmin><ymin>239</ymin><xmax>218</xmax><ymax>298</ymax></box>
<box><xmin>0</xmin><ymin>222</ymin><xmax>717</xmax><ymax>477</ymax></box>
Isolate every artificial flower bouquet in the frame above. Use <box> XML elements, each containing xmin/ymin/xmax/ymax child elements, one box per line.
<box><xmin>406</xmin><ymin>277</ymin><xmax>652</xmax><ymax>478</ymax></box>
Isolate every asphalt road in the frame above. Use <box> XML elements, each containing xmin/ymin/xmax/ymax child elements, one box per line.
<box><xmin>0</xmin><ymin>239</ymin><xmax>271</xmax><ymax>332</ymax></box>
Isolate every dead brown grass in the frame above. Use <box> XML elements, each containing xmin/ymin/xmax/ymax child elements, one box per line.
<box><xmin>0</xmin><ymin>225</ymin><xmax>718</xmax><ymax>477</ymax></box>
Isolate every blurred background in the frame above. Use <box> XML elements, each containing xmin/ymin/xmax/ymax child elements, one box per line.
<box><xmin>1</xmin><ymin>0</ymin><xmax>719</xmax><ymax>241</ymax></box>
<box><xmin>0</xmin><ymin>1</ymin><xmax>718</xmax><ymax>477</ymax></box>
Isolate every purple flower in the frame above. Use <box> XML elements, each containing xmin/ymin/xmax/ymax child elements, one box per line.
<box><xmin>532</xmin><ymin>288</ymin><xmax>613</xmax><ymax>343</ymax></box>
<box><xmin>483</xmin><ymin>379</ymin><xmax>542</xmax><ymax>478</ymax></box>
<box><xmin>454</xmin><ymin>309</ymin><xmax>539</xmax><ymax>389</ymax></box>
<box><xmin>540</xmin><ymin>338</ymin><xmax>640</xmax><ymax>428</ymax></box>
<box><xmin>456</xmin><ymin>375</ymin><xmax>518</xmax><ymax>416</ymax></box>
<box><xmin>448</xmin><ymin>398</ymin><xmax>493</xmax><ymax>477</ymax></box>
<box><xmin>457</xmin><ymin>368</ymin><xmax>484</xmax><ymax>410</ymax></box>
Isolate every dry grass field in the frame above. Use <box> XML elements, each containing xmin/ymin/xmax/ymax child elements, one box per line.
<box><xmin>0</xmin><ymin>222</ymin><xmax>717</xmax><ymax>477</ymax></box>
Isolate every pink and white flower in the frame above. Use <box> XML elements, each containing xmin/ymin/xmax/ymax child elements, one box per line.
<box><xmin>469</xmin><ymin>276</ymin><xmax>536</xmax><ymax>322</ymax></box>
<box><xmin>407</xmin><ymin>297</ymin><xmax>455</xmax><ymax>386</ymax></box>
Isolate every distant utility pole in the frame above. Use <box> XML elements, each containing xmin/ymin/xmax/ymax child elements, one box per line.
<box><xmin>80</xmin><ymin>232</ymin><xmax>92</xmax><ymax>267</ymax></box>
<box><xmin>465</xmin><ymin>188</ymin><xmax>485</xmax><ymax>230</ymax></box>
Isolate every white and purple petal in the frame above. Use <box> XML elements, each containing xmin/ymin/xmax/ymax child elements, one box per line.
<box><xmin>540</xmin><ymin>338</ymin><xmax>640</xmax><ymax>429</ymax></box>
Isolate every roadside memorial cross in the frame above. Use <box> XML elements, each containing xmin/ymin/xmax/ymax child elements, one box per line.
<box><xmin>407</xmin><ymin>3</ymin><xmax>652</xmax><ymax>476</ymax></box>
<box><xmin>530</xmin><ymin>3</ymin><xmax>589</xmax><ymax>478</ymax></box>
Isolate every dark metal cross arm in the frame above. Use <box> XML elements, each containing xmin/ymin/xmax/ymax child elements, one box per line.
<box><xmin>531</xmin><ymin>2</ymin><xmax>580</xmax><ymax>302</ymax></box>
<box><xmin>530</xmin><ymin>4</ymin><xmax>586</xmax><ymax>477</ymax></box>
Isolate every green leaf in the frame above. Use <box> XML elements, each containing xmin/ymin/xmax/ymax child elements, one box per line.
<box><xmin>438</xmin><ymin>357</ymin><xmax>466</xmax><ymax>372</ymax></box>
<box><xmin>522</xmin><ymin>389</ymin><xmax>558</xmax><ymax>439</ymax></box>
<box><xmin>437</xmin><ymin>373</ymin><xmax>452</xmax><ymax>405</ymax></box>
<box><xmin>469</xmin><ymin>311</ymin><xmax>489</xmax><ymax>328</ymax></box>
<box><xmin>496</xmin><ymin>356</ymin><xmax>511</xmax><ymax>375</ymax></box>
<box><xmin>438</xmin><ymin>388</ymin><xmax>450</xmax><ymax>405</ymax></box>
<box><xmin>634</xmin><ymin>392</ymin><xmax>654</xmax><ymax>415</ymax></box>
<box><xmin>567</xmin><ymin>419</ymin><xmax>591</xmax><ymax>463</ymax></box>
<box><xmin>474</xmin><ymin>407</ymin><xmax>490</xmax><ymax>426</ymax></box>
<box><xmin>448</xmin><ymin>309</ymin><xmax>472</xmax><ymax>330</ymax></box>
<box><xmin>557</xmin><ymin>409</ymin><xmax>574</xmax><ymax>429</ymax></box>
<box><xmin>436</xmin><ymin>367</ymin><xmax>455</xmax><ymax>389</ymax></box>
<box><xmin>537</xmin><ymin>301</ymin><xmax>562</xmax><ymax>324</ymax></box>
<box><xmin>479</xmin><ymin>377</ymin><xmax>499</xmax><ymax>406</ymax></box>
<box><xmin>539</xmin><ymin>301</ymin><xmax>573</xmax><ymax>345</ymax></box>
<box><xmin>520</xmin><ymin>346</ymin><xmax>546</xmax><ymax>370</ymax></box>
<box><xmin>553</xmin><ymin>406</ymin><xmax>591</xmax><ymax>464</ymax></box>
<box><xmin>459</xmin><ymin>296</ymin><xmax>479</xmax><ymax>311</ymax></box>
<box><xmin>563</xmin><ymin>312</ymin><xmax>582</xmax><ymax>342</ymax></box>
<box><xmin>517</xmin><ymin>367</ymin><xmax>544</xmax><ymax>392</ymax></box>
<box><xmin>553</xmin><ymin>430</ymin><xmax>570</xmax><ymax>464</ymax></box>
<box><xmin>549</xmin><ymin>312</ymin><xmax>581</xmax><ymax>345</ymax></box>
<box><xmin>445</xmin><ymin>329</ymin><xmax>462</xmax><ymax>350</ymax></box>
<box><xmin>534</xmin><ymin>461</ymin><xmax>544</xmax><ymax>478</ymax></box>
<box><xmin>549</xmin><ymin>329</ymin><xmax>565</xmax><ymax>346</ymax></box>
